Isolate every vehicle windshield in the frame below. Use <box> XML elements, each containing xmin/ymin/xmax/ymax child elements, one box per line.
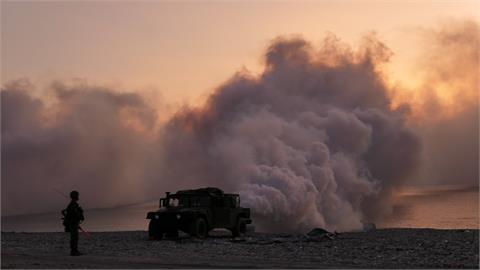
<box><xmin>167</xmin><ymin>195</ymin><xmax>211</xmax><ymax>208</ymax></box>
<box><xmin>168</xmin><ymin>196</ymin><xmax>190</xmax><ymax>207</ymax></box>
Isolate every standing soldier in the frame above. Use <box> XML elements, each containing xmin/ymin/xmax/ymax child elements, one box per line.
<box><xmin>62</xmin><ymin>190</ymin><xmax>84</xmax><ymax>256</ymax></box>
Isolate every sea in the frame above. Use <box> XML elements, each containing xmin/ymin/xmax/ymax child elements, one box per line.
<box><xmin>377</xmin><ymin>186</ymin><xmax>479</xmax><ymax>229</ymax></box>
<box><xmin>2</xmin><ymin>186</ymin><xmax>478</xmax><ymax>232</ymax></box>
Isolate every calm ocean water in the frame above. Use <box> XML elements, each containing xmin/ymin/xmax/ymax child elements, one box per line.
<box><xmin>2</xmin><ymin>187</ymin><xmax>478</xmax><ymax>232</ymax></box>
<box><xmin>377</xmin><ymin>186</ymin><xmax>479</xmax><ymax>229</ymax></box>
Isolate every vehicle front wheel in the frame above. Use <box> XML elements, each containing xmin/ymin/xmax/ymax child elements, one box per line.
<box><xmin>189</xmin><ymin>217</ymin><xmax>207</xmax><ymax>238</ymax></box>
<box><xmin>148</xmin><ymin>220</ymin><xmax>163</xmax><ymax>240</ymax></box>
<box><xmin>231</xmin><ymin>217</ymin><xmax>246</xmax><ymax>237</ymax></box>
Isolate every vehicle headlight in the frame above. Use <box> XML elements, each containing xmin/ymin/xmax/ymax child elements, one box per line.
<box><xmin>155</xmin><ymin>214</ymin><xmax>159</xmax><ymax>219</ymax></box>
<box><xmin>176</xmin><ymin>214</ymin><xmax>181</xmax><ymax>219</ymax></box>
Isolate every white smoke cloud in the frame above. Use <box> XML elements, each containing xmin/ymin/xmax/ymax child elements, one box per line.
<box><xmin>159</xmin><ymin>36</ymin><xmax>420</xmax><ymax>232</ymax></box>
<box><xmin>1</xmin><ymin>80</ymin><xmax>162</xmax><ymax>215</ymax></box>
<box><xmin>403</xmin><ymin>19</ymin><xmax>479</xmax><ymax>187</ymax></box>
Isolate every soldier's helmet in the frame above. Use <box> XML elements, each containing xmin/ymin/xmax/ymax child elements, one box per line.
<box><xmin>70</xmin><ymin>190</ymin><xmax>79</xmax><ymax>200</ymax></box>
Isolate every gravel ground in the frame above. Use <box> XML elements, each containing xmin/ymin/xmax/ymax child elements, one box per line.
<box><xmin>2</xmin><ymin>229</ymin><xmax>478</xmax><ymax>268</ymax></box>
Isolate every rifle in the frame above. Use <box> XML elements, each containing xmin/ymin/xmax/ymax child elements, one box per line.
<box><xmin>79</xmin><ymin>226</ymin><xmax>91</xmax><ymax>238</ymax></box>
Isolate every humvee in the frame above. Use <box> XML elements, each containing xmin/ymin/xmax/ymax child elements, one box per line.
<box><xmin>146</xmin><ymin>187</ymin><xmax>252</xmax><ymax>239</ymax></box>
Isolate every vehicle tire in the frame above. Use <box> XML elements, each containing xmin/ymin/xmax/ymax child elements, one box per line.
<box><xmin>231</xmin><ymin>217</ymin><xmax>247</xmax><ymax>237</ymax></box>
<box><xmin>189</xmin><ymin>217</ymin><xmax>207</xmax><ymax>238</ymax></box>
<box><xmin>148</xmin><ymin>220</ymin><xmax>163</xmax><ymax>240</ymax></box>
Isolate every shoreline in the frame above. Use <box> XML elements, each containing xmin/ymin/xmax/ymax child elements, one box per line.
<box><xmin>2</xmin><ymin>228</ymin><xmax>479</xmax><ymax>268</ymax></box>
<box><xmin>2</xmin><ymin>226</ymin><xmax>480</xmax><ymax>233</ymax></box>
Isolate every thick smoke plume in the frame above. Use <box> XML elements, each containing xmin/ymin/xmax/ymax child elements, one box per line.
<box><xmin>1</xmin><ymin>80</ymin><xmax>162</xmax><ymax>215</ymax></box>
<box><xmin>2</xmin><ymin>20</ymin><xmax>477</xmax><ymax>232</ymax></box>
<box><xmin>396</xmin><ymin>19</ymin><xmax>479</xmax><ymax>187</ymax></box>
<box><xmin>159</xmin><ymin>35</ymin><xmax>420</xmax><ymax>232</ymax></box>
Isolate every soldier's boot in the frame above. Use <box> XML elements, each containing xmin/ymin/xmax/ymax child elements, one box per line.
<box><xmin>70</xmin><ymin>250</ymin><xmax>83</xmax><ymax>256</ymax></box>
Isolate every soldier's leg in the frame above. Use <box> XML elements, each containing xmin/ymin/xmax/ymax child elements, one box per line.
<box><xmin>70</xmin><ymin>225</ymin><xmax>79</xmax><ymax>254</ymax></box>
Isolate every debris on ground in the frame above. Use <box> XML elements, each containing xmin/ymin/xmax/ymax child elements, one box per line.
<box><xmin>246</xmin><ymin>224</ymin><xmax>255</xmax><ymax>235</ymax></box>
<box><xmin>362</xmin><ymin>223</ymin><xmax>377</xmax><ymax>232</ymax></box>
<box><xmin>227</xmin><ymin>228</ymin><xmax>341</xmax><ymax>245</ymax></box>
<box><xmin>305</xmin><ymin>228</ymin><xmax>339</xmax><ymax>242</ymax></box>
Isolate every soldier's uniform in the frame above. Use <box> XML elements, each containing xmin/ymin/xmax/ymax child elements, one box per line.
<box><xmin>63</xmin><ymin>191</ymin><xmax>84</xmax><ymax>256</ymax></box>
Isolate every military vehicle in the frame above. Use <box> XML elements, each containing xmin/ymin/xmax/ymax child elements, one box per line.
<box><xmin>146</xmin><ymin>187</ymin><xmax>252</xmax><ymax>239</ymax></box>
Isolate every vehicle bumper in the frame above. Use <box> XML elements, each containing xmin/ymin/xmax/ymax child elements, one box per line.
<box><xmin>147</xmin><ymin>212</ymin><xmax>193</xmax><ymax>230</ymax></box>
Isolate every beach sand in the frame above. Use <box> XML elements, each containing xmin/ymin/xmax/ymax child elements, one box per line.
<box><xmin>2</xmin><ymin>229</ymin><xmax>478</xmax><ymax>268</ymax></box>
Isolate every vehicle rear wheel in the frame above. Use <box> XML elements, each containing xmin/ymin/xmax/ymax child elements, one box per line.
<box><xmin>148</xmin><ymin>220</ymin><xmax>163</xmax><ymax>240</ymax></box>
<box><xmin>231</xmin><ymin>217</ymin><xmax>247</xmax><ymax>237</ymax></box>
<box><xmin>189</xmin><ymin>217</ymin><xmax>207</xmax><ymax>238</ymax></box>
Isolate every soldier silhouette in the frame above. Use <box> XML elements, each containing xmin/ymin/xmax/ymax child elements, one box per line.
<box><xmin>62</xmin><ymin>190</ymin><xmax>84</xmax><ymax>256</ymax></box>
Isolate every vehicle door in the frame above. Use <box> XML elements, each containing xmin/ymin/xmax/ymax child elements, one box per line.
<box><xmin>212</xmin><ymin>196</ymin><xmax>230</xmax><ymax>228</ymax></box>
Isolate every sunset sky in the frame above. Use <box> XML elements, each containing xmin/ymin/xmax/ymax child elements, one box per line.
<box><xmin>2</xmin><ymin>1</ymin><xmax>479</xmax><ymax>104</ymax></box>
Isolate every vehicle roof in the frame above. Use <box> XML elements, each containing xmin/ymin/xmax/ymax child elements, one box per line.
<box><xmin>172</xmin><ymin>187</ymin><xmax>238</xmax><ymax>197</ymax></box>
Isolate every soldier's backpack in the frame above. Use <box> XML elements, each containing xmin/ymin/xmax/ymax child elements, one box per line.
<box><xmin>61</xmin><ymin>209</ymin><xmax>70</xmax><ymax>232</ymax></box>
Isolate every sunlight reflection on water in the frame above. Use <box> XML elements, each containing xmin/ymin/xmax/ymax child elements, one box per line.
<box><xmin>378</xmin><ymin>186</ymin><xmax>479</xmax><ymax>229</ymax></box>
